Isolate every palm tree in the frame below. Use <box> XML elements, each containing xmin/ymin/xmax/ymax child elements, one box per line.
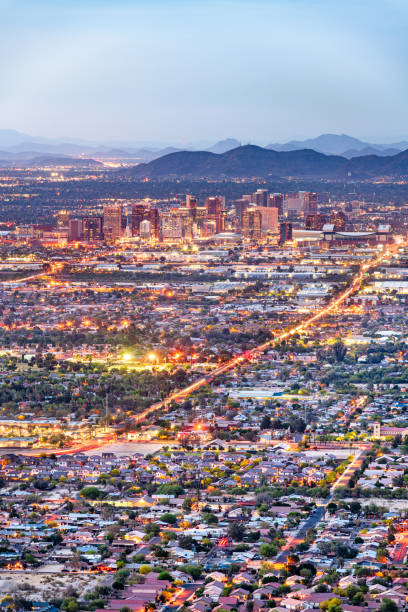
<box><xmin>332</xmin><ymin>340</ymin><xmax>347</xmax><ymax>362</ymax></box>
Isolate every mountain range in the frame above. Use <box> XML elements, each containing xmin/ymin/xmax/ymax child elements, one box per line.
<box><xmin>1</xmin><ymin>130</ymin><xmax>408</xmax><ymax>162</ymax></box>
<box><xmin>266</xmin><ymin>133</ymin><xmax>408</xmax><ymax>157</ymax></box>
<box><xmin>0</xmin><ymin>130</ymin><xmax>242</xmax><ymax>165</ymax></box>
<box><xmin>123</xmin><ymin>144</ymin><xmax>408</xmax><ymax>180</ymax></box>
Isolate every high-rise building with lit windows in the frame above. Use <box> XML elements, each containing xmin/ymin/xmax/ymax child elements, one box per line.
<box><xmin>149</xmin><ymin>207</ymin><xmax>160</xmax><ymax>239</ymax></box>
<box><xmin>269</xmin><ymin>193</ymin><xmax>283</xmax><ymax>213</ymax></box>
<box><xmin>83</xmin><ymin>216</ymin><xmax>103</xmax><ymax>242</ymax></box>
<box><xmin>131</xmin><ymin>203</ymin><xmax>148</xmax><ymax>236</ymax></box>
<box><xmin>305</xmin><ymin>213</ymin><xmax>326</xmax><ymax>230</ymax></box>
<box><xmin>256</xmin><ymin>206</ymin><xmax>279</xmax><ymax>233</ymax></box>
<box><xmin>57</xmin><ymin>210</ymin><xmax>70</xmax><ymax>228</ymax></box>
<box><xmin>205</xmin><ymin>196</ymin><xmax>224</xmax><ymax>233</ymax></box>
<box><xmin>279</xmin><ymin>221</ymin><xmax>293</xmax><ymax>244</ymax></box>
<box><xmin>242</xmin><ymin>208</ymin><xmax>262</xmax><ymax>239</ymax></box>
<box><xmin>331</xmin><ymin>210</ymin><xmax>347</xmax><ymax>231</ymax></box>
<box><xmin>234</xmin><ymin>198</ymin><xmax>250</xmax><ymax>226</ymax></box>
<box><xmin>103</xmin><ymin>204</ymin><xmax>122</xmax><ymax>243</ymax></box>
<box><xmin>161</xmin><ymin>211</ymin><xmax>183</xmax><ymax>240</ymax></box>
<box><xmin>303</xmin><ymin>192</ymin><xmax>318</xmax><ymax>215</ymax></box>
<box><xmin>68</xmin><ymin>218</ymin><xmax>83</xmax><ymax>242</ymax></box>
<box><xmin>252</xmin><ymin>189</ymin><xmax>269</xmax><ymax>207</ymax></box>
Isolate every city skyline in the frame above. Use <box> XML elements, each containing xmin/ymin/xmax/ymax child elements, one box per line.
<box><xmin>3</xmin><ymin>0</ymin><xmax>408</xmax><ymax>606</ymax></box>
<box><xmin>1</xmin><ymin>0</ymin><xmax>408</xmax><ymax>143</ymax></box>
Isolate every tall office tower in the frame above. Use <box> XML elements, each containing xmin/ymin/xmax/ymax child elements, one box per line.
<box><xmin>279</xmin><ymin>221</ymin><xmax>293</xmax><ymax>244</ymax></box>
<box><xmin>284</xmin><ymin>193</ymin><xmax>303</xmax><ymax>216</ymax></box>
<box><xmin>186</xmin><ymin>195</ymin><xmax>198</xmax><ymax>220</ymax></box>
<box><xmin>256</xmin><ymin>206</ymin><xmax>279</xmax><ymax>233</ymax></box>
<box><xmin>173</xmin><ymin>207</ymin><xmax>195</xmax><ymax>239</ymax></box>
<box><xmin>252</xmin><ymin>188</ymin><xmax>269</xmax><ymax>207</ymax></box>
<box><xmin>186</xmin><ymin>195</ymin><xmax>198</xmax><ymax>208</ymax></box>
<box><xmin>331</xmin><ymin>210</ymin><xmax>347</xmax><ymax>231</ymax></box>
<box><xmin>194</xmin><ymin>206</ymin><xmax>208</xmax><ymax>236</ymax></box>
<box><xmin>149</xmin><ymin>207</ymin><xmax>160</xmax><ymax>239</ymax></box>
<box><xmin>57</xmin><ymin>210</ymin><xmax>71</xmax><ymax>228</ymax></box>
<box><xmin>205</xmin><ymin>196</ymin><xmax>224</xmax><ymax>233</ymax></box>
<box><xmin>83</xmin><ymin>216</ymin><xmax>103</xmax><ymax>242</ymax></box>
<box><xmin>234</xmin><ymin>198</ymin><xmax>250</xmax><ymax>226</ymax></box>
<box><xmin>303</xmin><ymin>192</ymin><xmax>318</xmax><ymax>215</ymax></box>
<box><xmin>140</xmin><ymin>219</ymin><xmax>151</xmax><ymax>239</ymax></box>
<box><xmin>68</xmin><ymin>218</ymin><xmax>83</xmax><ymax>242</ymax></box>
<box><xmin>205</xmin><ymin>196</ymin><xmax>222</xmax><ymax>215</ymax></box>
<box><xmin>131</xmin><ymin>203</ymin><xmax>149</xmax><ymax>236</ymax></box>
<box><xmin>123</xmin><ymin>203</ymin><xmax>132</xmax><ymax>228</ymax></box>
<box><xmin>242</xmin><ymin>208</ymin><xmax>262</xmax><ymax>240</ymax></box>
<box><xmin>305</xmin><ymin>213</ymin><xmax>326</xmax><ymax>230</ymax></box>
<box><xmin>103</xmin><ymin>204</ymin><xmax>122</xmax><ymax>243</ymax></box>
<box><xmin>160</xmin><ymin>211</ymin><xmax>183</xmax><ymax>240</ymax></box>
<box><xmin>269</xmin><ymin>193</ymin><xmax>283</xmax><ymax>213</ymax></box>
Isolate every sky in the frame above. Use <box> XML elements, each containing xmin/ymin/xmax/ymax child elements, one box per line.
<box><xmin>0</xmin><ymin>0</ymin><xmax>407</xmax><ymax>146</ymax></box>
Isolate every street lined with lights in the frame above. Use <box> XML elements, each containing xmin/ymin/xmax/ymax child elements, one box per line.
<box><xmin>133</xmin><ymin>245</ymin><xmax>396</xmax><ymax>425</ymax></box>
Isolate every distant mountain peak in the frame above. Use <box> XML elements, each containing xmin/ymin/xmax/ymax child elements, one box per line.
<box><xmin>206</xmin><ymin>138</ymin><xmax>241</xmax><ymax>154</ymax></box>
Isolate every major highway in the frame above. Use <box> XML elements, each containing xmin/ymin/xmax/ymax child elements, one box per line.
<box><xmin>0</xmin><ymin>262</ymin><xmax>62</xmax><ymax>286</ymax></box>
<box><xmin>134</xmin><ymin>244</ymin><xmax>396</xmax><ymax>424</ymax></box>
<box><xmin>15</xmin><ymin>244</ymin><xmax>395</xmax><ymax>456</ymax></box>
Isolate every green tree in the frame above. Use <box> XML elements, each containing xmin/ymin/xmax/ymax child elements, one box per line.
<box><xmin>79</xmin><ymin>486</ymin><xmax>104</xmax><ymax>500</ymax></box>
<box><xmin>161</xmin><ymin>512</ymin><xmax>177</xmax><ymax>525</ymax></box>
<box><xmin>319</xmin><ymin>598</ymin><xmax>343</xmax><ymax>612</ymax></box>
<box><xmin>181</xmin><ymin>564</ymin><xmax>203</xmax><ymax>580</ymax></box>
<box><xmin>227</xmin><ymin>522</ymin><xmax>245</xmax><ymax>541</ymax></box>
<box><xmin>259</xmin><ymin>543</ymin><xmax>278</xmax><ymax>558</ymax></box>
<box><xmin>61</xmin><ymin>598</ymin><xmax>79</xmax><ymax>612</ymax></box>
<box><xmin>203</xmin><ymin>512</ymin><xmax>218</xmax><ymax>525</ymax></box>
<box><xmin>332</xmin><ymin>340</ymin><xmax>347</xmax><ymax>363</ymax></box>
<box><xmin>158</xmin><ymin>571</ymin><xmax>173</xmax><ymax>581</ymax></box>
<box><xmin>379</xmin><ymin>599</ymin><xmax>398</xmax><ymax>612</ymax></box>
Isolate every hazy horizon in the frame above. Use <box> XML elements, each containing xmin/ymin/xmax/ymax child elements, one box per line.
<box><xmin>2</xmin><ymin>129</ymin><xmax>408</xmax><ymax>150</ymax></box>
<box><xmin>1</xmin><ymin>0</ymin><xmax>407</xmax><ymax>143</ymax></box>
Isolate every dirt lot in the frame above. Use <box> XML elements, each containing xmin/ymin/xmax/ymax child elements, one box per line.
<box><xmin>0</xmin><ymin>570</ymin><xmax>110</xmax><ymax>599</ymax></box>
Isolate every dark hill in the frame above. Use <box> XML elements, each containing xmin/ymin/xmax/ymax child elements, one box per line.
<box><xmin>345</xmin><ymin>149</ymin><xmax>408</xmax><ymax>178</ymax></box>
<box><xmin>124</xmin><ymin>145</ymin><xmax>347</xmax><ymax>179</ymax></box>
<box><xmin>123</xmin><ymin>144</ymin><xmax>408</xmax><ymax>180</ymax></box>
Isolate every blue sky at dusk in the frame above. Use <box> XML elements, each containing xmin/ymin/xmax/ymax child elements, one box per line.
<box><xmin>0</xmin><ymin>0</ymin><xmax>407</xmax><ymax>144</ymax></box>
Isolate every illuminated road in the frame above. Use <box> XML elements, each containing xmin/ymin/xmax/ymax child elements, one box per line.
<box><xmin>3</xmin><ymin>248</ymin><xmax>392</xmax><ymax>429</ymax></box>
<box><xmin>22</xmin><ymin>245</ymin><xmax>395</xmax><ymax>456</ymax></box>
<box><xmin>0</xmin><ymin>263</ymin><xmax>61</xmax><ymax>285</ymax></box>
<box><xmin>393</xmin><ymin>537</ymin><xmax>408</xmax><ymax>564</ymax></box>
<box><xmin>134</xmin><ymin>245</ymin><xmax>396</xmax><ymax>424</ymax></box>
<box><xmin>0</xmin><ymin>271</ymin><xmax>48</xmax><ymax>284</ymax></box>
<box><xmin>276</xmin><ymin>447</ymin><xmax>367</xmax><ymax>562</ymax></box>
